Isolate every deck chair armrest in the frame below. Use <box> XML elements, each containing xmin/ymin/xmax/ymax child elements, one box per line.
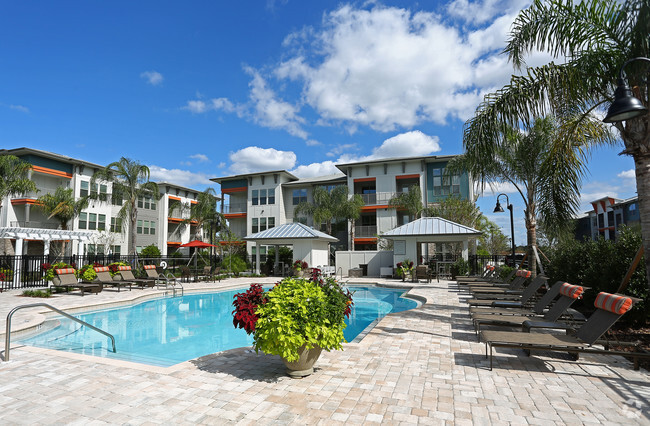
<box><xmin>522</xmin><ymin>320</ymin><xmax>576</xmax><ymax>333</ymax></box>
<box><xmin>492</xmin><ymin>300</ymin><xmax>523</xmax><ymax>308</ymax></box>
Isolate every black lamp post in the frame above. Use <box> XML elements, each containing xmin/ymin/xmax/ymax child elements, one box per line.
<box><xmin>603</xmin><ymin>57</ymin><xmax>650</xmax><ymax>123</ymax></box>
<box><xmin>494</xmin><ymin>193</ymin><xmax>516</xmax><ymax>267</ymax></box>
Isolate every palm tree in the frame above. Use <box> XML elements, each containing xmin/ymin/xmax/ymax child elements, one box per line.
<box><xmin>93</xmin><ymin>157</ymin><xmax>159</xmax><ymax>256</ymax></box>
<box><xmin>0</xmin><ymin>155</ymin><xmax>37</xmax><ymax>217</ymax></box>
<box><xmin>340</xmin><ymin>192</ymin><xmax>365</xmax><ymax>251</ymax></box>
<box><xmin>389</xmin><ymin>185</ymin><xmax>423</xmax><ymax>222</ymax></box>
<box><xmin>36</xmin><ymin>187</ymin><xmax>89</xmax><ymax>256</ymax></box>
<box><xmin>461</xmin><ymin>0</ymin><xmax>650</xmax><ymax>277</ymax></box>
<box><xmin>180</xmin><ymin>188</ymin><xmax>221</xmax><ymax>241</ymax></box>
<box><xmin>458</xmin><ymin>116</ymin><xmax>612</xmax><ymax>273</ymax></box>
<box><xmin>294</xmin><ymin>185</ymin><xmax>348</xmax><ymax>235</ymax></box>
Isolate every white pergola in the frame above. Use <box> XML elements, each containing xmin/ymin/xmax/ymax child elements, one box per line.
<box><xmin>0</xmin><ymin>227</ymin><xmax>96</xmax><ymax>287</ymax></box>
<box><xmin>243</xmin><ymin>222</ymin><xmax>338</xmax><ymax>274</ymax></box>
<box><xmin>381</xmin><ymin>217</ymin><xmax>482</xmax><ymax>265</ymax></box>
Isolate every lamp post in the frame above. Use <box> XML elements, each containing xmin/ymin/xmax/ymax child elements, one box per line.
<box><xmin>603</xmin><ymin>57</ymin><xmax>650</xmax><ymax>123</ymax></box>
<box><xmin>494</xmin><ymin>193</ymin><xmax>516</xmax><ymax>267</ymax></box>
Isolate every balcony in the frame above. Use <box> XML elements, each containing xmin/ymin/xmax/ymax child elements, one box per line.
<box><xmin>10</xmin><ymin>221</ymin><xmax>62</xmax><ymax>230</ymax></box>
<box><xmin>222</xmin><ymin>203</ymin><xmax>247</xmax><ymax>214</ymax></box>
<box><xmin>356</xmin><ymin>192</ymin><xmax>396</xmax><ymax>206</ymax></box>
<box><xmin>354</xmin><ymin>225</ymin><xmax>378</xmax><ymax>238</ymax></box>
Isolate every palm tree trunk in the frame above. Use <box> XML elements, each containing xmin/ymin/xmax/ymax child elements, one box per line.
<box><xmin>632</xmin><ymin>152</ymin><xmax>650</xmax><ymax>293</ymax></box>
<box><xmin>349</xmin><ymin>219</ymin><xmax>355</xmax><ymax>251</ymax></box>
<box><xmin>525</xmin><ymin>204</ymin><xmax>537</xmax><ymax>277</ymax></box>
<box><xmin>130</xmin><ymin>201</ymin><xmax>138</xmax><ymax>256</ymax></box>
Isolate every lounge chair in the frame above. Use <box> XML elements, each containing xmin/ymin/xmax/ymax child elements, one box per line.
<box><xmin>53</xmin><ymin>268</ymin><xmax>102</xmax><ymax>296</ymax></box>
<box><xmin>467</xmin><ymin>270</ymin><xmax>534</xmax><ymax>297</ymax></box>
<box><xmin>415</xmin><ymin>265</ymin><xmax>431</xmax><ymax>283</ymax></box>
<box><xmin>480</xmin><ymin>292</ymin><xmax>641</xmax><ymax>370</ymax></box>
<box><xmin>465</xmin><ymin>269</ymin><xmax>531</xmax><ymax>292</ymax></box>
<box><xmin>465</xmin><ymin>272</ymin><xmax>539</xmax><ymax>306</ymax></box>
<box><xmin>116</xmin><ymin>265</ymin><xmax>155</xmax><ymax>288</ymax></box>
<box><xmin>456</xmin><ymin>264</ymin><xmax>496</xmax><ymax>282</ymax></box>
<box><xmin>472</xmin><ymin>282</ymin><xmax>585</xmax><ymax>336</ymax></box>
<box><xmin>469</xmin><ymin>280</ymin><xmax>563</xmax><ymax>316</ymax></box>
<box><xmin>94</xmin><ymin>266</ymin><xmax>133</xmax><ymax>291</ymax></box>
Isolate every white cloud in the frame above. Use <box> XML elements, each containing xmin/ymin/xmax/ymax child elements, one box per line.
<box><xmin>291</xmin><ymin>161</ymin><xmax>343</xmax><ymax>178</ymax></box>
<box><xmin>148</xmin><ymin>165</ymin><xmax>212</xmax><ymax>187</ymax></box>
<box><xmin>189</xmin><ymin>154</ymin><xmax>210</xmax><ymax>163</ymax></box>
<box><xmin>229</xmin><ymin>146</ymin><xmax>297</xmax><ymax>174</ymax></box>
<box><xmin>446</xmin><ymin>0</ymin><xmax>529</xmax><ymax>25</ymax></box>
<box><xmin>183</xmin><ymin>100</ymin><xmax>209</xmax><ymax>114</ymax></box>
<box><xmin>337</xmin><ymin>131</ymin><xmax>440</xmax><ymax>163</ymax></box>
<box><xmin>140</xmin><ymin>71</ymin><xmax>164</xmax><ymax>86</ymax></box>
<box><xmin>9</xmin><ymin>104</ymin><xmax>29</xmax><ymax>113</ymax></box>
<box><xmin>479</xmin><ymin>181</ymin><xmax>519</xmax><ymax>196</ymax></box>
<box><xmin>618</xmin><ymin>169</ymin><xmax>635</xmax><ymax>179</ymax></box>
<box><xmin>217</xmin><ymin>162</ymin><xmax>226</xmax><ymax>168</ymax></box>
<box><xmin>327</xmin><ymin>143</ymin><xmax>358</xmax><ymax>158</ymax></box>
<box><xmin>306</xmin><ymin>139</ymin><xmax>321</xmax><ymax>146</ymax></box>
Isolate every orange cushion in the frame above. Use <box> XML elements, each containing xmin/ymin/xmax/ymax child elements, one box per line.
<box><xmin>118</xmin><ymin>266</ymin><xmax>131</xmax><ymax>271</ymax></box>
<box><xmin>55</xmin><ymin>268</ymin><xmax>75</xmax><ymax>275</ymax></box>
<box><xmin>94</xmin><ymin>266</ymin><xmax>110</xmax><ymax>272</ymax></box>
<box><xmin>144</xmin><ymin>265</ymin><xmax>156</xmax><ymax>270</ymax></box>
<box><xmin>559</xmin><ymin>283</ymin><xmax>583</xmax><ymax>299</ymax></box>
<box><xmin>523</xmin><ymin>270</ymin><xmax>532</xmax><ymax>278</ymax></box>
<box><xmin>594</xmin><ymin>292</ymin><xmax>633</xmax><ymax>314</ymax></box>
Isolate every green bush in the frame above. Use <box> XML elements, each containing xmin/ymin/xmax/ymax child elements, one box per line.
<box><xmin>546</xmin><ymin>226</ymin><xmax>647</xmax><ymax>326</ymax></box>
<box><xmin>141</xmin><ymin>245</ymin><xmax>161</xmax><ymax>258</ymax></box>
<box><xmin>22</xmin><ymin>289</ymin><xmax>52</xmax><ymax>298</ymax></box>
<box><xmin>222</xmin><ymin>254</ymin><xmax>247</xmax><ymax>275</ymax></box>
<box><xmin>452</xmin><ymin>258</ymin><xmax>469</xmax><ymax>277</ymax></box>
<box><xmin>498</xmin><ymin>265</ymin><xmax>514</xmax><ymax>281</ymax></box>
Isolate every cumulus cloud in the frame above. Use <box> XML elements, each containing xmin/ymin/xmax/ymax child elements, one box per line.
<box><xmin>479</xmin><ymin>181</ymin><xmax>519</xmax><ymax>196</ymax></box>
<box><xmin>140</xmin><ymin>71</ymin><xmax>164</xmax><ymax>86</ymax></box>
<box><xmin>291</xmin><ymin>161</ymin><xmax>343</xmax><ymax>178</ymax></box>
<box><xmin>189</xmin><ymin>154</ymin><xmax>210</xmax><ymax>163</ymax></box>
<box><xmin>148</xmin><ymin>165</ymin><xmax>213</xmax><ymax>187</ymax></box>
<box><xmin>182</xmin><ymin>98</ymin><xmax>239</xmax><ymax>114</ymax></box>
<box><xmin>10</xmin><ymin>104</ymin><xmax>30</xmax><ymax>113</ymax></box>
<box><xmin>446</xmin><ymin>0</ymin><xmax>529</xmax><ymax>25</ymax></box>
<box><xmin>337</xmin><ymin>131</ymin><xmax>440</xmax><ymax>163</ymax></box>
<box><xmin>229</xmin><ymin>146</ymin><xmax>297</xmax><ymax>174</ymax></box>
<box><xmin>617</xmin><ymin>169</ymin><xmax>635</xmax><ymax>179</ymax></box>
<box><xmin>306</xmin><ymin>139</ymin><xmax>321</xmax><ymax>146</ymax></box>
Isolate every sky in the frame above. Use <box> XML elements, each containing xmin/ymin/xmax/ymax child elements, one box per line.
<box><xmin>0</xmin><ymin>0</ymin><xmax>638</xmax><ymax>244</ymax></box>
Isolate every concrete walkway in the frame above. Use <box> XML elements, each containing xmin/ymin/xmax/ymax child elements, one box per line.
<box><xmin>0</xmin><ymin>276</ymin><xmax>648</xmax><ymax>424</ymax></box>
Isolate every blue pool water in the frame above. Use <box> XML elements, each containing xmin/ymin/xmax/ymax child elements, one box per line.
<box><xmin>18</xmin><ymin>285</ymin><xmax>418</xmax><ymax>367</ymax></box>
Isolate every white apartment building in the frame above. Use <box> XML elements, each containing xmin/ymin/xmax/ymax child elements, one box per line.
<box><xmin>213</xmin><ymin>154</ymin><xmax>473</xmax><ymax>256</ymax></box>
<box><xmin>0</xmin><ymin>148</ymin><xmax>204</xmax><ymax>256</ymax></box>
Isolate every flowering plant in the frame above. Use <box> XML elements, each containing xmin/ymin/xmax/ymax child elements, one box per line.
<box><xmin>108</xmin><ymin>261</ymin><xmax>129</xmax><ymax>277</ymax></box>
<box><xmin>292</xmin><ymin>260</ymin><xmax>308</xmax><ymax>271</ymax></box>
<box><xmin>42</xmin><ymin>262</ymin><xmax>74</xmax><ymax>282</ymax></box>
<box><xmin>396</xmin><ymin>259</ymin><xmax>414</xmax><ymax>279</ymax></box>
<box><xmin>232</xmin><ymin>271</ymin><xmax>354</xmax><ymax>362</ymax></box>
<box><xmin>77</xmin><ymin>263</ymin><xmax>103</xmax><ymax>282</ymax></box>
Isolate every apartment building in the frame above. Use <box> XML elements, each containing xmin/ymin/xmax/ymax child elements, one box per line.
<box><xmin>575</xmin><ymin>195</ymin><xmax>641</xmax><ymax>241</ymax></box>
<box><xmin>0</xmin><ymin>148</ymin><xmax>203</xmax><ymax>256</ymax></box>
<box><xmin>213</xmin><ymin>154</ymin><xmax>472</xmax><ymax>255</ymax></box>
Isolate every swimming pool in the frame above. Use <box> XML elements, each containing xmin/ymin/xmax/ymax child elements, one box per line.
<box><xmin>18</xmin><ymin>285</ymin><xmax>418</xmax><ymax>367</ymax></box>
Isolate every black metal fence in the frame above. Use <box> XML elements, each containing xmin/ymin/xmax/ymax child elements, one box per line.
<box><xmin>0</xmin><ymin>254</ymin><xmax>220</xmax><ymax>290</ymax></box>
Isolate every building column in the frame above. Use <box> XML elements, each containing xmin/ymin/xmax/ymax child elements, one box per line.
<box><xmin>462</xmin><ymin>240</ymin><xmax>469</xmax><ymax>261</ymax></box>
<box><xmin>13</xmin><ymin>238</ymin><xmax>23</xmax><ymax>288</ymax></box>
<box><xmin>275</xmin><ymin>245</ymin><xmax>280</xmax><ymax>275</ymax></box>
<box><xmin>44</xmin><ymin>240</ymin><xmax>50</xmax><ymax>256</ymax></box>
<box><xmin>255</xmin><ymin>242</ymin><xmax>261</xmax><ymax>275</ymax></box>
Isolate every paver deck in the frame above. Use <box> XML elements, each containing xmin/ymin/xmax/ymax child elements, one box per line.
<box><xmin>0</xmin><ymin>276</ymin><xmax>648</xmax><ymax>424</ymax></box>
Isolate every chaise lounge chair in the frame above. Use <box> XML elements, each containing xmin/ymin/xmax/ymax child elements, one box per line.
<box><xmin>456</xmin><ymin>264</ymin><xmax>497</xmax><ymax>283</ymax></box>
<box><xmin>53</xmin><ymin>268</ymin><xmax>102</xmax><ymax>296</ymax></box>
<box><xmin>472</xmin><ymin>282</ymin><xmax>585</xmax><ymax>336</ymax></box>
<box><xmin>465</xmin><ymin>272</ymin><xmax>541</xmax><ymax>306</ymax></box>
<box><xmin>94</xmin><ymin>266</ymin><xmax>133</xmax><ymax>292</ymax></box>
<box><xmin>480</xmin><ymin>292</ymin><xmax>641</xmax><ymax>370</ymax></box>
<box><xmin>115</xmin><ymin>265</ymin><xmax>156</xmax><ymax>288</ymax></box>
<box><xmin>469</xmin><ymin>279</ymin><xmax>562</xmax><ymax>316</ymax></box>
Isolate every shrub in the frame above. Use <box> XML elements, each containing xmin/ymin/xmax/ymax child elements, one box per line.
<box><xmin>22</xmin><ymin>289</ymin><xmax>52</xmax><ymax>298</ymax></box>
<box><xmin>222</xmin><ymin>254</ymin><xmax>247</xmax><ymax>275</ymax></box>
<box><xmin>141</xmin><ymin>244</ymin><xmax>161</xmax><ymax>258</ymax></box>
<box><xmin>452</xmin><ymin>258</ymin><xmax>469</xmax><ymax>277</ymax></box>
<box><xmin>107</xmin><ymin>261</ymin><xmax>129</xmax><ymax>277</ymax></box>
<box><xmin>77</xmin><ymin>263</ymin><xmax>103</xmax><ymax>282</ymax></box>
<box><xmin>42</xmin><ymin>262</ymin><xmax>74</xmax><ymax>282</ymax></box>
<box><xmin>498</xmin><ymin>265</ymin><xmax>514</xmax><ymax>281</ymax></box>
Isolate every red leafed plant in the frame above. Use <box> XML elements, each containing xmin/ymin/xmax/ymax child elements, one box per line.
<box><xmin>232</xmin><ymin>283</ymin><xmax>267</xmax><ymax>334</ymax></box>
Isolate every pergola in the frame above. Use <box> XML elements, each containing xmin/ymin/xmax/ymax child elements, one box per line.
<box><xmin>243</xmin><ymin>222</ymin><xmax>338</xmax><ymax>274</ymax></box>
<box><xmin>381</xmin><ymin>217</ymin><xmax>482</xmax><ymax>265</ymax></box>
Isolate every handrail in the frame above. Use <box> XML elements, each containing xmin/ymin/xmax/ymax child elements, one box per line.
<box><xmin>4</xmin><ymin>303</ymin><xmax>116</xmax><ymax>362</ymax></box>
<box><xmin>156</xmin><ymin>273</ymin><xmax>184</xmax><ymax>297</ymax></box>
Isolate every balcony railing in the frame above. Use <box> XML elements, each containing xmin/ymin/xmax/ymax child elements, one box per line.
<box><xmin>222</xmin><ymin>203</ymin><xmax>247</xmax><ymax>214</ymax></box>
<box><xmin>354</xmin><ymin>225</ymin><xmax>378</xmax><ymax>238</ymax></box>
<box><xmin>9</xmin><ymin>221</ymin><xmax>62</xmax><ymax>230</ymax></box>
<box><xmin>355</xmin><ymin>192</ymin><xmax>396</xmax><ymax>206</ymax></box>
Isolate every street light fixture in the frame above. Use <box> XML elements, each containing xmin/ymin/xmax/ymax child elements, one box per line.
<box><xmin>603</xmin><ymin>57</ymin><xmax>650</xmax><ymax>123</ymax></box>
<box><xmin>494</xmin><ymin>193</ymin><xmax>516</xmax><ymax>267</ymax></box>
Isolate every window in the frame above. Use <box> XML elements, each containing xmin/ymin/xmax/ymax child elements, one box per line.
<box><xmin>150</xmin><ymin>221</ymin><xmax>155</xmax><ymax>235</ymax></box>
<box><xmin>431</xmin><ymin>168</ymin><xmax>460</xmax><ymax>197</ymax></box>
<box><xmin>138</xmin><ymin>196</ymin><xmax>143</xmax><ymax>208</ymax></box>
<box><xmin>630</xmin><ymin>203</ymin><xmax>637</xmax><ymax>211</ymax></box>
<box><xmin>252</xmin><ymin>190</ymin><xmax>259</xmax><ymax>206</ymax></box>
<box><xmin>268</xmin><ymin>217</ymin><xmax>275</xmax><ymax>229</ymax></box>
<box><xmin>252</xmin><ymin>218</ymin><xmax>259</xmax><ymax>234</ymax></box>
<box><xmin>616</xmin><ymin>213</ymin><xmax>622</xmax><ymax>227</ymax></box>
<box><xmin>268</xmin><ymin>188</ymin><xmax>275</xmax><ymax>205</ymax></box>
<box><xmin>111</xmin><ymin>245</ymin><xmax>121</xmax><ymax>255</ymax></box>
<box><xmin>111</xmin><ymin>193</ymin><xmax>122</xmax><ymax>206</ymax></box>
<box><xmin>79</xmin><ymin>212</ymin><xmax>87</xmax><ymax>229</ymax></box>
<box><xmin>260</xmin><ymin>189</ymin><xmax>267</xmax><ymax>205</ymax></box>
<box><xmin>98</xmin><ymin>214</ymin><xmax>106</xmax><ymax>231</ymax></box>
<box><xmin>143</xmin><ymin>220</ymin><xmax>150</xmax><ymax>235</ymax></box>
<box><xmin>88</xmin><ymin>213</ymin><xmax>97</xmax><ymax>230</ymax></box>
<box><xmin>137</xmin><ymin>195</ymin><xmax>156</xmax><ymax>210</ymax></box>
<box><xmin>598</xmin><ymin>213</ymin><xmax>604</xmax><ymax>228</ymax></box>
<box><xmin>607</xmin><ymin>211</ymin><xmax>614</xmax><ymax>226</ymax></box>
<box><xmin>111</xmin><ymin>217</ymin><xmax>122</xmax><ymax>233</ymax></box>
<box><xmin>137</xmin><ymin>220</ymin><xmax>143</xmax><ymax>234</ymax></box>
<box><xmin>260</xmin><ymin>217</ymin><xmax>267</xmax><ymax>232</ymax></box>
<box><xmin>80</xmin><ymin>181</ymin><xmax>89</xmax><ymax>197</ymax></box>
<box><xmin>293</xmin><ymin>189</ymin><xmax>307</xmax><ymax>205</ymax></box>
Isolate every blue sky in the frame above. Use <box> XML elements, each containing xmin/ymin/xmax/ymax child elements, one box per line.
<box><xmin>0</xmin><ymin>0</ymin><xmax>638</xmax><ymax>244</ymax></box>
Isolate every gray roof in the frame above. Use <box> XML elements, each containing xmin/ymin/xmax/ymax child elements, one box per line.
<box><xmin>382</xmin><ymin>217</ymin><xmax>482</xmax><ymax>237</ymax></box>
<box><xmin>244</xmin><ymin>222</ymin><xmax>338</xmax><ymax>242</ymax></box>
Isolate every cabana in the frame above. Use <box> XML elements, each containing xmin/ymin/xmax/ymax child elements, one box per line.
<box><xmin>381</xmin><ymin>217</ymin><xmax>482</xmax><ymax>267</ymax></box>
<box><xmin>243</xmin><ymin>222</ymin><xmax>338</xmax><ymax>275</ymax></box>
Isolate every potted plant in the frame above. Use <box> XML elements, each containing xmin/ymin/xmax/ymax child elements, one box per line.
<box><xmin>396</xmin><ymin>259</ymin><xmax>414</xmax><ymax>282</ymax></box>
<box><xmin>292</xmin><ymin>260</ymin><xmax>308</xmax><ymax>277</ymax></box>
<box><xmin>232</xmin><ymin>271</ymin><xmax>353</xmax><ymax>378</ymax></box>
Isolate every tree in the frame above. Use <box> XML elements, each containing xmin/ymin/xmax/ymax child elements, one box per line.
<box><xmin>463</xmin><ymin>0</ymin><xmax>650</xmax><ymax>286</ymax></box>
<box><xmin>340</xmin><ymin>192</ymin><xmax>364</xmax><ymax>251</ymax></box>
<box><xmin>173</xmin><ymin>188</ymin><xmax>221</xmax><ymax>241</ymax></box>
<box><xmin>0</xmin><ymin>155</ymin><xmax>37</xmax><ymax>216</ymax></box>
<box><xmin>92</xmin><ymin>157</ymin><xmax>160</xmax><ymax>256</ymax></box>
<box><xmin>36</xmin><ymin>187</ymin><xmax>89</xmax><ymax>256</ymax></box>
<box><xmin>294</xmin><ymin>185</ymin><xmax>348</xmax><ymax>235</ymax></box>
<box><xmin>389</xmin><ymin>185</ymin><xmax>423</xmax><ymax>221</ymax></box>
<box><xmin>480</xmin><ymin>223</ymin><xmax>510</xmax><ymax>256</ymax></box>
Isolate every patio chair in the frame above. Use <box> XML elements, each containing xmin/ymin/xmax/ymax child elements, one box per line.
<box><xmin>94</xmin><ymin>266</ymin><xmax>133</xmax><ymax>292</ymax></box>
<box><xmin>468</xmin><ymin>270</ymin><xmax>533</xmax><ymax>295</ymax></box>
<box><xmin>456</xmin><ymin>264</ymin><xmax>497</xmax><ymax>282</ymax></box>
<box><xmin>465</xmin><ymin>269</ymin><xmax>531</xmax><ymax>292</ymax></box>
<box><xmin>469</xmin><ymin>280</ymin><xmax>563</xmax><ymax>316</ymax></box>
<box><xmin>472</xmin><ymin>282</ymin><xmax>585</xmax><ymax>336</ymax></box>
<box><xmin>415</xmin><ymin>265</ymin><xmax>431</xmax><ymax>283</ymax></box>
<box><xmin>180</xmin><ymin>265</ymin><xmax>192</xmax><ymax>283</ymax></box>
<box><xmin>465</xmin><ymin>273</ymin><xmax>543</xmax><ymax>306</ymax></box>
<box><xmin>480</xmin><ymin>292</ymin><xmax>642</xmax><ymax>370</ymax></box>
<box><xmin>115</xmin><ymin>265</ymin><xmax>156</xmax><ymax>288</ymax></box>
<box><xmin>53</xmin><ymin>268</ymin><xmax>102</xmax><ymax>296</ymax></box>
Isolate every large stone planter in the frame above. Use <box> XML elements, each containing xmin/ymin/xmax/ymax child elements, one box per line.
<box><xmin>281</xmin><ymin>345</ymin><xmax>323</xmax><ymax>378</ymax></box>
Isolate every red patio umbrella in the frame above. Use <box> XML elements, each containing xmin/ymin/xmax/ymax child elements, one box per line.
<box><xmin>180</xmin><ymin>240</ymin><xmax>217</xmax><ymax>268</ymax></box>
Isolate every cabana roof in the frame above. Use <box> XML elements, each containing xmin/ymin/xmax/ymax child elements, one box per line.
<box><xmin>382</xmin><ymin>217</ymin><xmax>481</xmax><ymax>238</ymax></box>
<box><xmin>0</xmin><ymin>227</ymin><xmax>96</xmax><ymax>241</ymax></box>
<box><xmin>243</xmin><ymin>222</ymin><xmax>338</xmax><ymax>242</ymax></box>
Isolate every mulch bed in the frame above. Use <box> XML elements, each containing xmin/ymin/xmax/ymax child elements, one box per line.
<box><xmin>604</xmin><ymin>326</ymin><xmax>650</xmax><ymax>371</ymax></box>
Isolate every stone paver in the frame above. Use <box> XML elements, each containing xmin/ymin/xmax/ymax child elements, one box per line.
<box><xmin>0</xmin><ymin>276</ymin><xmax>648</xmax><ymax>424</ymax></box>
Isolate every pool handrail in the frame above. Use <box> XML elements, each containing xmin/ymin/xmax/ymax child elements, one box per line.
<box><xmin>4</xmin><ymin>302</ymin><xmax>116</xmax><ymax>362</ymax></box>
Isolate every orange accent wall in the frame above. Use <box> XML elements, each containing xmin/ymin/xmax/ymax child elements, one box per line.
<box><xmin>11</xmin><ymin>198</ymin><xmax>40</xmax><ymax>205</ymax></box>
<box><xmin>224</xmin><ymin>213</ymin><xmax>247</xmax><ymax>219</ymax></box>
<box><xmin>354</xmin><ymin>237</ymin><xmax>377</xmax><ymax>243</ymax></box>
<box><xmin>222</xmin><ymin>186</ymin><xmax>247</xmax><ymax>193</ymax></box>
<box><xmin>168</xmin><ymin>218</ymin><xmax>183</xmax><ymax>223</ymax></box>
<box><xmin>353</xmin><ymin>177</ymin><xmax>376</xmax><ymax>183</ymax></box>
<box><xmin>396</xmin><ymin>174</ymin><xmax>420</xmax><ymax>180</ymax></box>
<box><xmin>168</xmin><ymin>196</ymin><xmax>181</xmax><ymax>201</ymax></box>
<box><xmin>167</xmin><ymin>241</ymin><xmax>182</xmax><ymax>246</ymax></box>
<box><xmin>31</xmin><ymin>165</ymin><xmax>73</xmax><ymax>178</ymax></box>
<box><xmin>361</xmin><ymin>204</ymin><xmax>389</xmax><ymax>211</ymax></box>
<box><xmin>190</xmin><ymin>200</ymin><xmax>198</xmax><ymax>205</ymax></box>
